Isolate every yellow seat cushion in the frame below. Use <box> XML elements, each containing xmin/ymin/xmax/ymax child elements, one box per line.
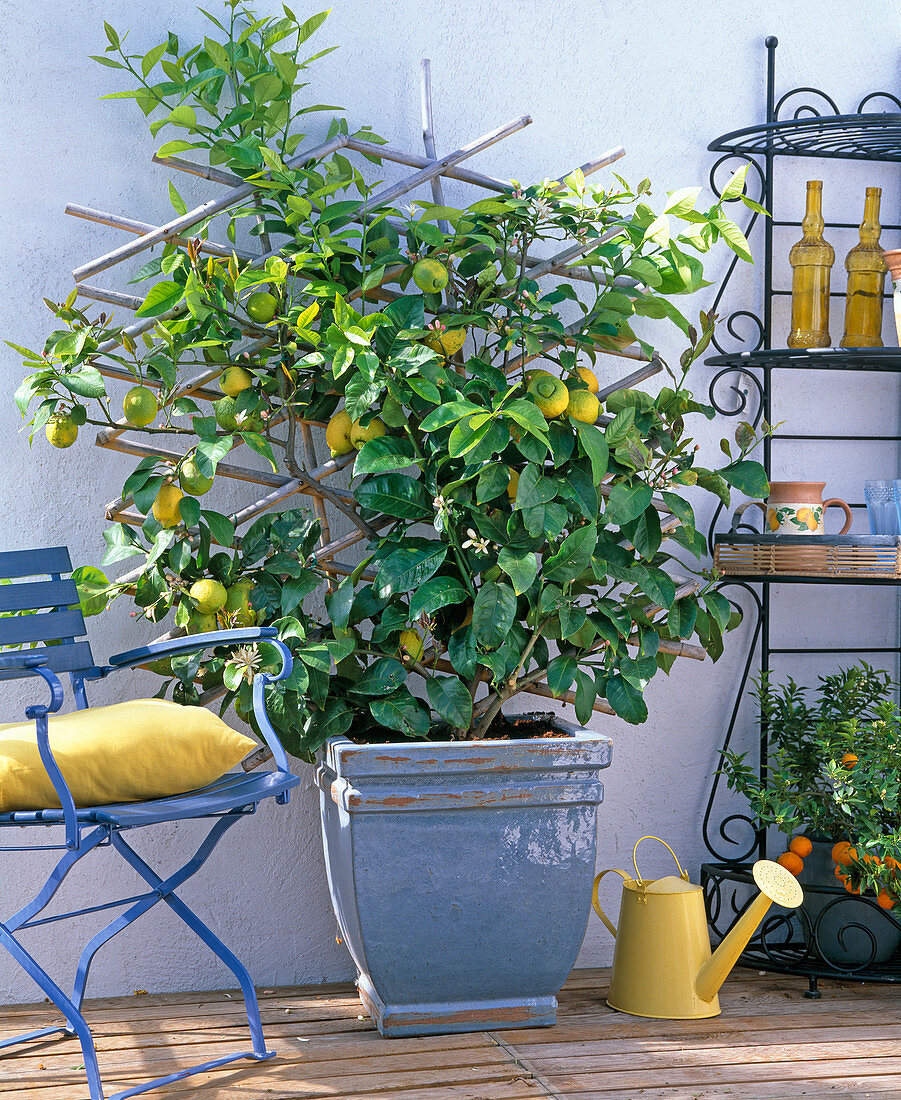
<box><xmin>0</xmin><ymin>699</ymin><xmax>257</xmax><ymax>811</ymax></box>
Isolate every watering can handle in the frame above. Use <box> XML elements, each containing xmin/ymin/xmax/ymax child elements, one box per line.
<box><xmin>591</xmin><ymin>868</ymin><xmax>632</xmax><ymax>938</ymax></box>
<box><xmin>632</xmin><ymin>835</ymin><xmax>689</xmax><ymax>883</ymax></box>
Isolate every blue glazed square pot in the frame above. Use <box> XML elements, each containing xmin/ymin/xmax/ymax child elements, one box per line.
<box><xmin>314</xmin><ymin>716</ymin><xmax>612</xmax><ymax>1036</ymax></box>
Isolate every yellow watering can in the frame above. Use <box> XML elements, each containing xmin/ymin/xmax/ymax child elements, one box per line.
<box><xmin>592</xmin><ymin>836</ymin><xmax>803</xmax><ymax>1019</ymax></box>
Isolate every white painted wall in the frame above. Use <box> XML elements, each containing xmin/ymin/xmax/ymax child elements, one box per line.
<box><xmin>0</xmin><ymin>0</ymin><xmax>899</xmax><ymax>1003</ymax></box>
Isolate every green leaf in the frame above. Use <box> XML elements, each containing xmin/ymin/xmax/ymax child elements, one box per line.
<box><xmin>664</xmin><ymin>187</ymin><xmax>701</xmax><ymax>215</ymax></box>
<box><xmin>373</xmin><ymin>295</ymin><xmax>424</xmax><ymax>358</ymax></box>
<box><xmin>542</xmin><ymin>524</ymin><xmax>597</xmax><ymax>585</ymax></box>
<box><xmin>353</xmin><ymin>436</ymin><xmax>416</xmax><ymax>476</ymax></box>
<box><xmin>141</xmin><ymin>41</ymin><xmax>167</xmax><ymax>77</ymax></box>
<box><xmin>547</xmin><ymin>654</ymin><xmax>577</xmax><ymax>696</ymax></box>
<box><xmin>355</xmin><ymin>473</ymin><xmax>432</xmax><ymax>519</ymax></box>
<box><xmin>419</xmin><ymin>399</ymin><xmax>483</xmax><ymax>432</ymax></box>
<box><xmin>577</xmin><ymin>422</ymin><xmax>610</xmax><ymax>482</ymax></box>
<box><xmin>70</xmin><ymin>565</ymin><xmax>110</xmax><ymax>617</ymax></box>
<box><xmin>59</xmin><ymin>367</ymin><xmax>106</xmax><ymax>399</ymax></box>
<box><xmin>604</xmin><ymin>482</ymin><xmax>652</xmax><ymax>526</ymax></box>
<box><xmin>630</xmin><ymin>506</ymin><xmax>662</xmax><ymax>559</ymax></box>
<box><xmin>426</xmin><ymin>675</ymin><xmax>473</xmax><ymax>730</ymax></box>
<box><xmin>409</xmin><ymin>576</ymin><xmax>469</xmax><ymax>618</ymax></box>
<box><xmin>194</xmin><ymin>437</ymin><xmax>233</xmax><ymax>479</ymax></box>
<box><xmin>606</xmin><ymin>674</ymin><xmax>648</xmax><ymax>724</ymax></box>
<box><xmin>101</xmin><ymin>523</ymin><xmax>143</xmax><ymax>565</ymax></box>
<box><xmin>369</xmin><ymin>688</ymin><xmax>430</xmax><ymax>738</ymax></box>
<box><xmin>720</xmin><ymin>459</ymin><xmax>769</xmax><ymax>498</ymax></box>
<box><xmin>713</xmin><ymin>216</ymin><xmax>753</xmax><ymax>263</ymax></box>
<box><xmin>574</xmin><ymin>668</ymin><xmax>597</xmax><ymax>725</ymax></box>
<box><xmin>498</xmin><ymin>547</ymin><xmax>537</xmax><ymax>596</ymax></box>
<box><xmin>472</xmin><ymin>581</ymin><xmax>517</xmax><ymax>650</ymax></box>
<box><xmin>201</xmin><ymin>510</ymin><xmax>235</xmax><ymax>547</ymax></box>
<box><xmin>349</xmin><ymin>657</ymin><xmax>407</xmax><ymax>696</ymax></box>
<box><xmin>135</xmin><ymin>280</ymin><xmax>184</xmax><ymax>317</ymax></box>
<box><xmin>720</xmin><ymin>163</ymin><xmax>750</xmax><ymax>201</ymax></box>
<box><xmin>374</xmin><ymin>545</ymin><xmax>447</xmax><ymax>598</ymax></box>
<box><xmin>514</xmin><ymin>463</ymin><xmax>556</xmax><ymax>510</ymax></box>
<box><xmin>325</xmin><ymin>574</ymin><xmax>355</xmax><ymax>630</ymax></box>
<box><xmin>448</xmin><ymin>624</ymin><xmax>477</xmax><ymax>679</ymax></box>
<box><xmin>168</xmin><ymin>179</ymin><xmax>187</xmax><ymax>216</ymax></box>
<box><xmin>605</xmin><ymin>407</ymin><xmax>636</xmax><ymax>446</ymax></box>
<box><xmin>704</xmin><ymin>591</ymin><xmax>732</xmax><ymax>633</ymax></box>
<box><xmin>476</xmin><ymin>463</ymin><xmax>511</xmax><ymax>504</ymax></box>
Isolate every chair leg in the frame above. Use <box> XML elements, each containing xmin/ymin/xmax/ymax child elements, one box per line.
<box><xmin>0</xmin><ymin>920</ymin><xmax>105</xmax><ymax>1099</ymax></box>
<box><xmin>110</xmin><ymin>822</ymin><xmax>272</xmax><ymax>1059</ymax></box>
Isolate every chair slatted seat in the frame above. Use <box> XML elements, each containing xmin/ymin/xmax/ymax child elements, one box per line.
<box><xmin>0</xmin><ymin>546</ymin><xmax>301</xmax><ymax>1100</ymax></box>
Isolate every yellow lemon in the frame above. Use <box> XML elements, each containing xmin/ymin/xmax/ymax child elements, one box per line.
<box><xmin>566</xmin><ymin>389</ymin><xmax>601</xmax><ymax>424</ymax></box>
<box><xmin>577</xmin><ymin>366</ymin><xmax>600</xmax><ymax>394</ymax></box>
<box><xmin>350</xmin><ymin>417</ymin><xmax>387</xmax><ymax>449</ymax></box>
<box><xmin>506</xmin><ymin>468</ymin><xmax>520</xmax><ymax>501</ymax></box>
<box><xmin>528</xmin><ymin>376</ymin><xmax>569</xmax><ymax>418</ymax></box>
<box><xmin>220</xmin><ymin>365</ymin><xmax>253</xmax><ymax>397</ymax></box>
<box><xmin>45</xmin><ymin>414</ymin><xmax>78</xmax><ymax>449</ymax></box>
<box><xmin>524</xmin><ymin>367</ymin><xmax>555</xmax><ymax>386</ymax></box>
<box><xmin>189</xmin><ymin>579</ymin><xmax>228</xmax><ymax>614</ymax></box>
<box><xmin>326</xmin><ymin>409</ymin><xmax>354</xmax><ymax>456</ymax></box>
<box><xmin>246</xmin><ymin>291</ymin><xmax>278</xmax><ymax>323</ymax></box>
<box><xmin>152</xmin><ymin>483</ymin><xmax>184</xmax><ymax>527</ymax></box>
<box><xmin>399</xmin><ymin>628</ymin><xmax>425</xmax><ymax>664</ymax></box>
<box><xmin>424</xmin><ymin>328</ymin><xmax>467</xmax><ymax>357</ymax></box>
<box><xmin>412</xmin><ymin>258</ymin><xmax>448</xmax><ymax>293</ymax></box>
<box><xmin>123</xmin><ymin>385</ymin><xmax>159</xmax><ymax>427</ymax></box>
<box><xmin>178</xmin><ymin>458</ymin><xmax>214</xmax><ymax>496</ymax></box>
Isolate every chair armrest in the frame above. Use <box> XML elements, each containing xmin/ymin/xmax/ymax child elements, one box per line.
<box><xmin>103</xmin><ymin>627</ymin><xmax>296</xmax><ymax>779</ymax></box>
<box><xmin>102</xmin><ymin>627</ymin><xmax>280</xmax><ymax>671</ymax></box>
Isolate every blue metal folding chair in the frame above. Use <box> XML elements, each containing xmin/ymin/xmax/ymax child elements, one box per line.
<box><xmin>0</xmin><ymin>546</ymin><xmax>301</xmax><ymax>1099</ymax></box>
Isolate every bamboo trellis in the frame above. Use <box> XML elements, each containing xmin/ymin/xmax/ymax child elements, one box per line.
<box><xmin>64</xmin><ymin>62</ymin><xmax>704</xmax><ymax>721</ymax></box>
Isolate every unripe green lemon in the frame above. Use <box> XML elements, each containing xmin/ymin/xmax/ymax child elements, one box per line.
<box><xmin>152</xmin><ymin>483</ymin><xmax>184</xmax><ymax>527</ymax></box>
<box><xmin>565</xmin><ymin>389</ymin><xmax>601</xmax><ymax>424</ymax></box>
<box><xmin>123</xmin><ymin>385</ymin><xmax>159</xmax><ymax>427</ymax></box>
<box><xmin>220</xmin><ymin>365</ymin><xmax>253</xmax><ymax>397</ymax></box>
<box><xmin>178</xmin><ymin>458</ymin><xmax>214</xmax><ymax>496</ymax></box>
<box><xmin>224</xmin><ymin>578</ymin><xmax>255</xmax><ymax>626</ymax></box>
<box><xmin>187</xmin><ymin>611</ymin><xmax>218</xmax><ymax>634</ymax></box>
<box><xmin>325</xmin><ymin>409</ymin><xmax>354</xmax><ymax>456</ymax></box>
<box><xmin>350</xmin><ymin>416</ymin><xmax>387</xmax><ymax>449</ymax></box>
<box><xmin>412</xmin><ymin>258</ymin><xmax>448</xmax><ymax>293</ymax></box>
<box><xmin>189</xmin><ymin>579</ymin><xmax>228</xmax><ymax>614</ymax></box>
<box><xmin>45</xmin><ymin>414</ymin><xmax>78</xmax><ymax>449</ymax></box>
<box><xmin>246</xmin><ymin>291</ymin><xmax>278</xmax><ymax>324</ymax></box>
<box><xmin>214</xmin><ymin>397</ymin><xmax>239</xmax><ymax>431</ymax></box>
<box><xmin>528</xmin><ymin>375</ymin><xmax>569</xmax><ymax>418</ymax></box>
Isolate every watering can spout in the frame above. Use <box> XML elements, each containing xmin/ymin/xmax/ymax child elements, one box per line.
<box><xmin>696</xmin><ymin>860</ymin><xmax>804</xmax><ymax>1003</ymax></box>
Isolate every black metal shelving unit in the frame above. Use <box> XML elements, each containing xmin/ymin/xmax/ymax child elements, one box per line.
<box><xmin>701</xmin><ymin>36</ymin><xmax>901</xmax><ymax>993</ymax></box>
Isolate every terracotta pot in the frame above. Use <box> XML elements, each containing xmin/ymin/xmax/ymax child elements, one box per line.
<box><xmin>883</xmin><ymin>249</ymin><xmax>901</xmax><ymax>283</ymax></box>
<box><xmin>765</xmin><ymin>481</ymin><xmax>852</xmax><ymax>536</ymax></box>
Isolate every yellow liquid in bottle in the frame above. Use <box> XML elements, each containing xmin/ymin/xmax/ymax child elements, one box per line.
<box><xmin>842</xmin><ymin>187</ymin><xmax>886</xmax><ymax>347</ymax></box>
<box><xmin>788</xmin><ymin>181</ymin><xmax>834</xmax><ymax>348</ymax></box>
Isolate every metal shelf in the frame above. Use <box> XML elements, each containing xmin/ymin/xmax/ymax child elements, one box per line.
<box><xmin>707</xmin><ymin>348</ymin><xmax>901</xmax><ymax>372</ymax></box>
<box><xmin>709</xmin><ymin>113</ymin><xmax>901</xmax><ymax>163</ymax></box>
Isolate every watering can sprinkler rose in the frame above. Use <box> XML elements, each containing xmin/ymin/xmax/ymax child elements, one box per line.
<box><xmin>592</xmin><ymin>837</ymin><xmax>803</xmax><ymax>1019</ymax></box>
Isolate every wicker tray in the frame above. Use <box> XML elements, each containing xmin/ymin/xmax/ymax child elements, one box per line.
<box><xmin>713</xmin><ymin>534</ymin><xmax>901</xmax><ymax>579</ymax></box>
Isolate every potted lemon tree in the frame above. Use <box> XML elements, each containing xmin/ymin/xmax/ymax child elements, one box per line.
<box><xmin>10</xmin><ymin>2</ymin><xmax>766</xmax><ymax>1034</ymax></box>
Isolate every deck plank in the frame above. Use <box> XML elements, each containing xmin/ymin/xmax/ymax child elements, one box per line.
<box><xmin>2</xmin><ymin>967</ymin><xmax>901</xmax><ymax>1099</ymax></box>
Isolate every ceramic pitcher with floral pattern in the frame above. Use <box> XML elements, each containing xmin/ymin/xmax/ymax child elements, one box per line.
<box><xmin>766</xmin><ymin>481</ymin><xmax>852</xmax><ymax>535</ymax></box>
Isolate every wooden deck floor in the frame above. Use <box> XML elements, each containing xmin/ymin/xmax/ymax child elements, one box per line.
<box><xmin>2</xmin><ymin>968</ymin><xmax>900</xmax><ymax>1099</ymax></box>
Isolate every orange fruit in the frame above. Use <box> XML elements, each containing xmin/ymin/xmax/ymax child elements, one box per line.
<box><xmin>789</xmin><ymin>836</ymin><xmax>813</xmax><ymax>858</ymax></box>
<box><xmin>834</xmin><ymin>865</ymin><xmax>848</xmax><ymax>881</ymax></box>
<box><xmin>841</xmin><ymin>752</ymin><xmax>858</xmax><ymax>769</ymax></box>
<box><xmin>831</xmin><ymin>840</ymin><xmax>852</xmax><ymax>866</ymax></box>
<box><xmin>877</xmin><ymin>889</ymin><xmax>897</xmax><ymax>910</ymax></box>
<box><xmin>777</xmin><ymin>851</ymin><xmax>804</xmax><ymax>876</ymax></box>
<box><xmin>844</xmin><ymin>879</ymin><xmax>862</xmax><ymax>895</ymax></box>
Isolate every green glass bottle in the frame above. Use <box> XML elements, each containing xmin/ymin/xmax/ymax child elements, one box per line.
<box><xmin>788</xmin><ymin>181</ymin><xmax>834</xmax><ymax>348</ymax></box>
<box><xmin>841</xmin><ymin>187</ymin><xmax>886</xmax><ymax>347</ymax></box>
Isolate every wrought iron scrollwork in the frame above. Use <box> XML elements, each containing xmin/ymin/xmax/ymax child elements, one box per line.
<box><xmin>701</xmin><ymin>582</ymin><xmax>763</xmax><ymax>865</ymax></box>
<box><xmin>857</xmin><ymin>92</ymin><xmax>901</xmax><ymax>114</ymax></box>
<box><xmin>706</xmin><ymin>155</ymin><xmax>767</xmax><ymax>354</ymax></box>
<box><xmin>774</xmin><ymin>86</ymin><xmax>840</xmax><ymax>121</ymax></box>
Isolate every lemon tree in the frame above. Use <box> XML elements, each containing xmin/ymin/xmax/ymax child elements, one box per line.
<box><xmin>10</xmin><ymin>2</ymin><xmax>768</xmax><ymax>756</ymax></box>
